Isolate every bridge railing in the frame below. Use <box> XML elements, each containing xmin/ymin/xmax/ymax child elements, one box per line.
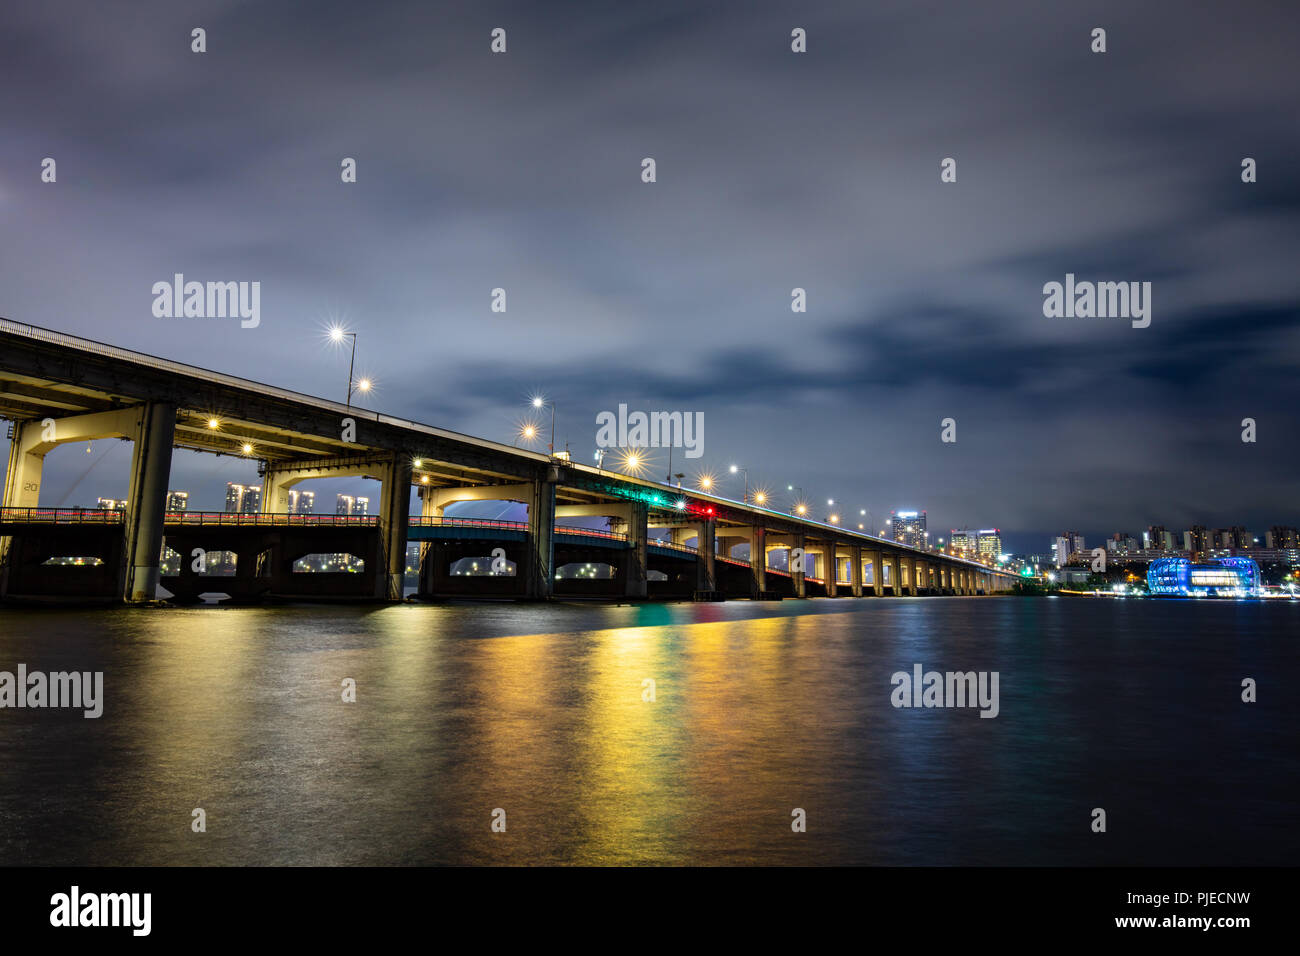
<box><xmin>554</xmin><ymin>526</ymin><xmax>628</xmax><ymax>542</ymax></box>
<box><xmin>408</xmin><ymin>516</ymin><xmax>528</xmax><ymax>531</ymax></box>
<box><xmin>164</xmin><ymin>511</ymin><xmax>379</xmax><ymax>527</ymax></box>
<box><xmin>408</xmin><ymin>518</ymin><xmax>629</xmax><ymax>542</ymax></box>
<box><xmin>0</xmin><ymin>507</ymin><xmax>125</xmax><ymax>524</ymax></box>
<box><xmin>647</xmin><ymin>538</ymin><xmax>698</xmax><ymax>555</ymax></box>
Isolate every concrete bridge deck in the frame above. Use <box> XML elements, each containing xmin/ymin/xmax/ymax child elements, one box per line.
<box><xmin>1</xmin><ymin>319</ymin><xmax>1016</xmax><ymax>604</ymax></box>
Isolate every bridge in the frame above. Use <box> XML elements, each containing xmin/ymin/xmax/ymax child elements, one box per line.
<box><xmin>0</xmin><ymin>319</ymin><xmax>1017</xmax><ymax>603</ymax></box>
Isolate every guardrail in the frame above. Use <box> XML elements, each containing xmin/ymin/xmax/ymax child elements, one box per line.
<box><xmin>0</xmin><ymin>507</ymin><xmax>125</xmax><ymax>524</ymax></box>
<box><xmin>409</xmin><ymin>518</ymin><xmax>629</xmax><ymax>541</ymax></box>
<box><xmin>554</xmin><ymin>526</ymin><xmax>628</xmax><ymax>542</ymax></box>
<box><xmin>164</xmin><ymin>511</ymin><xmax>379</xmax><ymax>527</ymax></box>
<box><xmin>647</xmin><ymin>538</ymin><xmax>698</xmax><ymax>555</ymax></box>
<box><xmin>408</xmin><ymin>516</ymin><xmax>528</xmax><ymax>531</ymax></box>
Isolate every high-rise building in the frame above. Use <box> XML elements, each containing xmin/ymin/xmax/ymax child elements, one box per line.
<box><xmin>889</xmin><ymin>510</ymin><xmax>927</xmax><ymax>549</ymax></box>
<box><xmin>166</xmin><ymin>490</ymin><xmax>189</xmax><ymax>512</ymax></box>
<box><xmin>96</xmin><ymin>497</ymin><xmax>127</xmax><ymax>511</ymax></box>
<box><xmin>976</xmin><ymin>529</ymin><xmax>1002</xmax><ymax>561</ymax></box>
<box><xmin>1143</xmin><ymin>526</ymin><xmax>1177</xmax><ymax>551</ymax></box>
<box><xmin>1209</xmin><ymin>527</ymin><xmax>1251</xmax><ymax>551</ymax></box>
<box><xmin>336</xmin><ymin>494</ymin><xmax>370</xmax><ymax>517</ymax></box>
<box><xmin>1054</xmin><ymin>531</ymin><xmax>1085</xmax><ymax>568</ymax></box>
<box><xmin>287</xmin><ymin>489</ymin><xmax>316</xmax><ymax>515</ymax></box>
<box><xmin>1266</xmin><ymin>526</ymin><xmax>1299</xmax><ymax>549</ymax></box>
<box><xmin>225</xmin><ymin>483</ymin><xmax>262</xmax><ymax>515</ymax></box>
<box><xmin>1183</xmin><ymin>525</ymin><xmax>1208</xmax><ymax>556</ymax></box>
<box><xmin>1107</xmin><ymin>532</ymin><xmax>1141</xmax><ymax>553</ymax></box>
<box><xmin>949</xmin><ymin>529</ymin><xmax>976</xmax><ymax>557</ymax></box>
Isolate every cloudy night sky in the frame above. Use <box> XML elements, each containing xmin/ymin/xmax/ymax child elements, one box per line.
<box><xmin>2</xmin><ymin>0</ymin><xmax>1297</xmax><ymax>553</ymax></box>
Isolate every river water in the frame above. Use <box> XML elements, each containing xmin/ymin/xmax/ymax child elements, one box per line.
<box><xmin>1</xmin><ymin>597</ymin><xmax>1295</xmax><ymax>865</ymax></box>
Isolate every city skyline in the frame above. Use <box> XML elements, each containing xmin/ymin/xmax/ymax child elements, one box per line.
<box><xmin>68</xmin><ymin>477</ymin><xmax>1300</xmax><ymax>564</ymax></box>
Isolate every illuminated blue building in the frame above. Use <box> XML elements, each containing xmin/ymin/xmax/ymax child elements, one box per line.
<box><xmin>1147</xmin><ymin>556</ymin><xmax>1261</xmax><ymax>597</ymax></box>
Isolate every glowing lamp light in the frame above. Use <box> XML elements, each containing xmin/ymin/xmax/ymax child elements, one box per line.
<box><xmin>241</xmin><ymin>443</ymin><xmax>254</xmax><ymax>454</ymax></box>
<box><xmin>356</xmin><ymin>378</ymin><xmax>372</xmax><ymax>392</ymax></box>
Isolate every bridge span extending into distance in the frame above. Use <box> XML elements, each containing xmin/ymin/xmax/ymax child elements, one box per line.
<box><xmin>0</xmin><ymin>319</ymin><xmax>1017</xmax><ymax>604</ymax></box>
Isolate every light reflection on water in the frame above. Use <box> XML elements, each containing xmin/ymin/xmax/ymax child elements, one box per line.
<box><xmin>0</xmin><ymin>598</ymin><xmax>1296</xmax><ymax>865</ymax></box>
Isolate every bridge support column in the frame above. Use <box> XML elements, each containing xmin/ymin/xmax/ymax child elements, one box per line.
<box><xmin>379</xmin><ymin>456</ymin><xmax>412</xmax><ymax>600</ymax></box>
<box><xmin>749</xmin><ymin>526</ymin><xmax>766</xmax><ymax>596</ymax></box>
<box><xmin>124</xmin><ymin>402</ymin><xmax>177</xmax><ymax>602</ymax></box>
<box><xmin>823</xmin><ymin>543</ymin><xmax>838</xmax><ymax>597</ymax></box>
<box><xmin>906</xmin><ymin>556</ymin><xmax>918</xmax><ymax>596</ymax></box>
<box><xmin>695</xmin><ymin>519</ymin><xmax>717</xmax><ymax>594</ymax></box>
<box><xmin>850</xmin><ymin>545</ymin><xmax>863</xmax><ymax>597</ymax></box>
<box><xmin>791</xmin><ymin>532</ymin><xmax>806</xmax><ymax>598</ymax></box>
<box><xmin>1</xmin><ymin>420</ymin><xmax>37</xmax><ymax>572</ymax></box>
<box><xmin>525</xmin><ymin>474</ymin><xmax>556</xmax><ymax>599</ymax></box>
<box><xmin>624</xmin><ymin>501</ymin><xmax>648</xmax><ymax>599</ymax></box>
<box><xmin>870</xmin><ymin>550</ymin><xmax>884</xmax><ymax>596</ymax></box>
<box><xmin>2</xmin><ymin>420</ymin><xmax>43</xmax><ymax>510</ymax></box>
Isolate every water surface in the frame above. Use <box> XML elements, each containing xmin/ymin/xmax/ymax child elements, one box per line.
<box><xmin>1</xmin><ymin>597</ymin><xmax>1295</xmax><ymax>865</ymax></box>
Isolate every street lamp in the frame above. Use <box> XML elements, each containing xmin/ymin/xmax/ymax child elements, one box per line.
<box><xmin>729</xmin><ymin>464</ymin><xmax>749</xmax><ymax>502</ymax></box>
<box><xmin>530</xmin><ymin>395</ymin><xmax>556</xmax><ymax>455</ymax></box>
<box><xmin>787</xmin><ymin>485</ymin><xmax>805</xmax><ymax>512</ymax></box>
<box><xmin>328</xmin><ymin>326</ymin><xmax>363</xmax><ymax>406</ymax></box>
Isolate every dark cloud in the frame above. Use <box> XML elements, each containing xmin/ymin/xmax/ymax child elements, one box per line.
<box><xmin>1</xmin><ymin>0</ymin><xmax>1297</xmax><ymax>552</ymax></box>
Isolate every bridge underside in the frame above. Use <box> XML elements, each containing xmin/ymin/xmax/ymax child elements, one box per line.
<box><xmin>0</xmin><ymin>321</ymin><xmax>1016</xmax><ymax>605</ymax></box>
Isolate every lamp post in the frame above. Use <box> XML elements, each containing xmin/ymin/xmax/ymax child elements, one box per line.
<box><xmin>329</xmin><ymin>327</ymin><xmax>362</xmax><ymax>406</ymax></box>
<box><xmin>729</xmin><ymin>464</ymin><xmax>749</xmax><ymax>502</ymax></box>
<box><xmin>531</xmin><ymin>396</ymin><xmax>555</xmax><ymax>455</ymax></box>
